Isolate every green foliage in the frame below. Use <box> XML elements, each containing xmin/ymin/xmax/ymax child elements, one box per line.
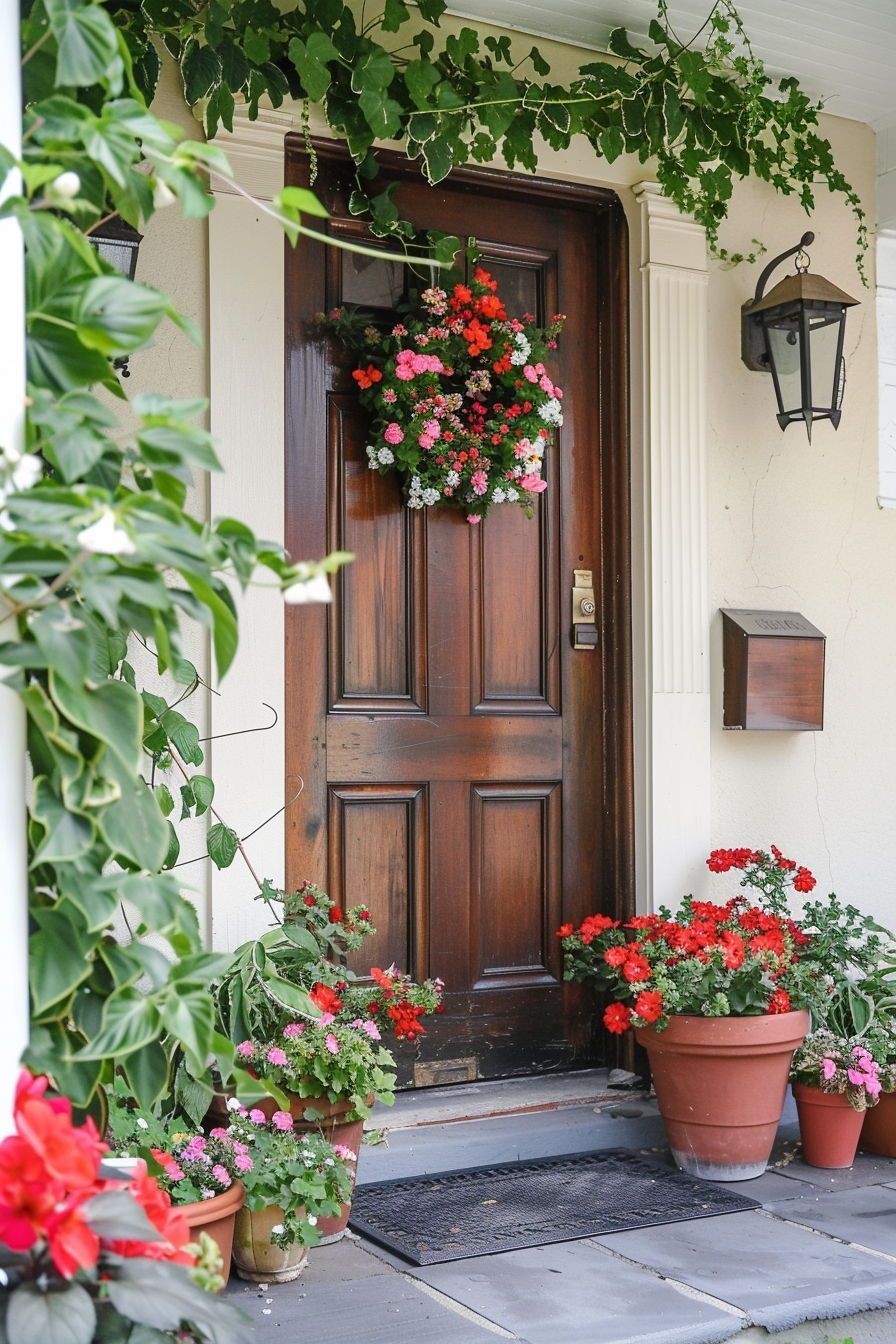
<box><xmin>98</xmin><ymin>0</ymin><xmax>867</xmax><ymax>276</ymax></box>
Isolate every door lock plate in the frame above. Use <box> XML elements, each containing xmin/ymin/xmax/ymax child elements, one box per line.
<box><xmin>572</xmin><ymin>569</ymin><xmax>598</xmax><ymax>650</ymax></box>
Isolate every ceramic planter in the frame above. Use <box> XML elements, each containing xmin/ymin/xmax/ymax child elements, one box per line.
<box><xmin>794</xmin><ymin>1083</ymin><xmax>866</xmax><ymax>1168</ymax></box>
<box><xmin>232</xmin><ymin>1204</ymin><xmax>308</xmax><ymax>1283</ymax></box>
<box><xmin>635</xmin><ymin>1010</ymin><xmax>809</xmax><ymax>1181</ymax></box>
<box><xmin>860</xmin><ymin>1089</ymin><xmax>896</xmax><ymax>1157</ymax></box>
<box><xmin>179</xmin><ymin>1180</ymin><xmax>244</xmax><ymax>1286</ymax></box>
<box><xmin>258</xmin><ymin>1090</ymin><xmax>367</xmax><ymax>1242</ymax></box>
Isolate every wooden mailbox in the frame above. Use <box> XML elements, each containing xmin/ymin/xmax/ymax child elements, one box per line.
<box><xmin>721</xmin><ymin>609</ymin><xmax>825</xmax><ymax>731</ymax></box>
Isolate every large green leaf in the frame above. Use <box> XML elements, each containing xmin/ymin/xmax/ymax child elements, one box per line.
<box><xmin>83</xmin><ymin>1190</ymin><xmax>164</xmax><ymax>1242</ymax></box>
<box><xmin>123</xmin><ymin>1038</ymin><xmax>170</xmax><ymax>1110</ymax></box>
<box><xmin>45</xmin><ymin>0</ymin><xmax>121</xmax><ymax>90</ymax></box>
<box><xmin>50</xmin><ymin>672</ymin><xmax>142</xmax><ymax>773</ymax></box>
<box><xmin>288</xmin><ymin>32</ymin><xmax>338</xmax><ymax>101</ymax></box>
<box><xmin>99</xmin><ymin>775</ymin><xmax>170</xmax><ymax>871</ymax></box>
<box><xmin>76</xmin><ymin>277</ymin><xmax>170</xmax><ymax>357</ymax></box>
<box><xmin>6</xmin><ymin>1280</ymin><xmax>96</xmax><ymax>1344</ymax></box>
<box><xmin>106</xmin><ymin>1258</ymin><xmax>248</xmax><ymax>1344</ymax></box>
<box><xmin>207</xmin><ymin>821</ymin><xmax>238</xmax><ymax>870</ymax></box>
<box><xmin>30</xmin><ymin>904</ymin><xmax>94</xmax><ymax>1013</ymax></box>
<box><xmin>76</xmin><ymin>989</ymin><xmax>162</xmax><ymax>1061</ymax></box>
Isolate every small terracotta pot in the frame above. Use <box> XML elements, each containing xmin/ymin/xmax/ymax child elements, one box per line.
<box><xmin>794</xmin><ymin>1083</ymin><xmax>866</xmax><ymax>1168</ymax></box>
<box><xmin>636</xmin><ymin>1010</ymin><xmax>808</xmax><ymax>1181</ymax></box>
<box><xmin>179</xmin><ymin>1180</ymin><xmax>244</xmax><ymax>1286</ymax></box>
<box><xmin>860</xmin><ymin>1089</ymin><xmax>896</xmax><ymax>1157</ymax></box>
<box><xmin>232</xmin><ymin>1204</ymin><xmax>308</xmax><ymax>1283</ymax></box>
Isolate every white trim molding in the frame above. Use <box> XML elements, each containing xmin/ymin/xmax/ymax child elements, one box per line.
<box><xmin>207</xmin><ymin>107</ymin><xmax>293</xmax><ymax>949</ymax></box>
<box><xmin>877</xmin><ymin>229</ymin><xmax>896</xmax><ymax>509</ymax></box>
<box><xmin>632</xmin><ymin>181</ymin><xmax>711</xmax><ymax>909</ymax></box>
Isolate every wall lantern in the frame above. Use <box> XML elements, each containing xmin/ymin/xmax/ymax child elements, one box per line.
<box><xmin>87</xmin><ymin>215</ymin><xmax>143</xmax><ymax>377</ymax></box>
<box><xmin>740</xmin><ymin>231</ymin><xmax>858</xmax><ymax>438</ymax></box>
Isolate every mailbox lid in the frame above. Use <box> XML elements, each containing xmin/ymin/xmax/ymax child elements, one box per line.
<box><xmin>721</xmin><ymin>609</ymin><xmax>825</xmax><ymax>640</ymax></box>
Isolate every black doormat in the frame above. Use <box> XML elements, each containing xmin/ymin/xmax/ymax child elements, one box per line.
<box><xmin>349</xmin><ymin>1148</ymin><xmax>759</xmax><ymax>1265</ymax></box>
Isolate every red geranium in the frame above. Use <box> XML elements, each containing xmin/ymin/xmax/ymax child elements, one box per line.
<box><xmin>310</xmin><ymin>982</ymin><xmax>344</xmax><ymax>1015</ymax></box>
<box><xmin>604</xmin><ymin>1002</ymin><xmax>632</xmax><ymax>1034</ymax></box>
<box><xmin>634</xmin><ymin>990</ymin><xmax>664</xmax><ymax>1024</ymax></box>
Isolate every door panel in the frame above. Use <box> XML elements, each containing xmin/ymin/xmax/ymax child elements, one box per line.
<box><xmin>285</xmin><ymin>141</ymin><xmax>633</xmax><ymax>1083</ymax></box>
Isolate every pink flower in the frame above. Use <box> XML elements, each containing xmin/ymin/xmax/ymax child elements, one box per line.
<box><xmin>232</xmin><ymin>1141</ymin><xmax>249</xmax><ymax>1156</ymax></box>
<box><xmin>212</xmin><ymin>1164</ymin><xmax>232</xmax><ymax>1187</ymax></box>
<box><xmin>384</xmin><ymin>422</ymin><xmax>404</xmax><ymax>444</ymax></box>
<box><xmin>539</xmin><ymin>375</ymin><xmax>554</xmax><ymax>394</ymax></box>
<box><xmin>821</xmin><ymin>1058</ymin><xmax>837</xmax><ymax>1081</ymax></box>
<box><xmin>248</xmin><ymin>1108</ymin><xmax>266</xmax><ymax>1125</ymax></box>
<box><xmin>523</xmin><ymin>365</ymin><xmax>539</xmax><ymax>383</ymax></box>
<box><xmin>395</xmin><ymin>364</ymin><xmax>415</xmax><ymax>381</ymax></box>
<box><xmin>383</xmin><ymin>388</ymin><xmax>397</xmax><ymax>403</ymax></box>
<box><xmin>423</xmin><ymin>418</ymin><xmax>440</xmax><ymax>438</ymax></box>
<box><xmin>167</xmin><ymin>1164</ymin><xmax>185</xmax><ymax>1182</ymax></box>
<box><xmin>471</xmin><ymin>470</ymin><xmax>488</xmax><ymax>496</ymax></box>
<box><xmin>266</xmin><ymin>1046</ymin><xmax>288</xmax><ymax>1067</ymax></box>
<box><xmin>209</xmin><ymin>1127</ymin><xmax>228</xmax><ymax>1140</ymax></box>
<box><xmin>319</xmin><ymin>1012</ymin><xmax>336</xmax><ymax>1027</ymax></box>
<box><xmin>283</xmin><ymin>1023</ymin><xmax>304</xmax><ymax>1038</ymax></box>
<box><xmin>271</xmin><ymin>1110</ymin><xmax>294</xmax><ymax>1131</ymax></box>
<box><xmin>519</xmin><ymin>473</ymin><xmax>548</xmax><ymax>493</ymax></box>
<box><xmin>866</xmin><ymin>1075</ymin><xmax>882</xmax><ymax>1097</ymax></box>
<box><xmin>235</xmin><ymin>1153</ymin><xmax>253</xmax><ymax>1172</ymax></box>
<box><xmin>236</xmin><ymin>1041</ymin><xmax>255</xmax><ymax>1058</ymax></box>
<box><xmin>325</xmin><ymin>1034</ymin><xmax>340</xmax><ymax>1055</ymax></box>
<box><xmin>333</xmin><ymin>1144</ymin><xmax>358</xmax><ymax>1162</ymax></box>
<box><xmin>847</xmin><ymin>1068</ymin><xmax>866</xmax><ymax>1087</ymax></box>
<box><xmin>466</xmin><ymin>515</ymin><xmax>481</xmax><ymax>525</ymax></box>
<box><xmin>362</xmin><ymin>1021</ymin><xmax>381</xmax><ymax>1041</ymax></box>
<box><xmin>418</xmin><ymin>434</ymin><xmax>434</xmax><ymax>450</ymax></box>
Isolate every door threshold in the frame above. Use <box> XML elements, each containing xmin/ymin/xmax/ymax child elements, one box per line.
<box><xmin>379</xmin><ymin>1068</ymin><xmax>644</xmax><ymax>1130</ymax></box>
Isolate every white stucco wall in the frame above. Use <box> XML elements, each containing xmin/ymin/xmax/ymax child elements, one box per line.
<box><xmin>140</xmin><ymin>36</ymin><xmax>890</xmax><ymax>939</ymax></box>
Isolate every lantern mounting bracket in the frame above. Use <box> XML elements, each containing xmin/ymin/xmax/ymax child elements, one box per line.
<box><xmin>741</xmin><ymin>232</ymin><xmax>815</xmax><ymax>372</ymax></box>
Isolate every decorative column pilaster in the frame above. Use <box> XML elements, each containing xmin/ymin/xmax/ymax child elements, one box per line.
<box><xmin>632</xmin><ymin>181</ymin><xmax>711</xmax><ymax>908</ymax></box>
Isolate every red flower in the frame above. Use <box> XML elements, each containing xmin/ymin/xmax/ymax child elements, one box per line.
<box><xmin>473</xmin><ymin>267</ymin><xmax>498</xmax><ymax>291</ymax></box>
<box><xmin>0</xmin><ymin>1136</ymin><xmax>58</xmax><ymax>1251</ymax></box>
<box><xmin>303</xmin><ymin>893</ymin><xmax>316</xmax><ymax>906</ymax></box>
<box><xmin>793</xmin><ymin>867</ymin><xmax>816</xmax><ymax>893</ymax></box>
<box><xmin>707</xmin><ymin>848</ymin><xmax>734</xmax><ymax>873</ymax></box>
<box><xmin>310</xmin><ymin>983</ymin><xmax>344</xmax><ymax>1014</ymax></box>
<box><xmin>578</xmin><ymin>913</ymin><xmax>620</xmax><ymax>944</ymax></box>
<box><xmin>556</xmin><ymin>923</ymin><xmax>575</xmax><ymax>938</ymax></box>
<box><xmin>45</xmin><ymin>1193</ymin><xmax>100</xmax><ymax>1279</ymax></box>
<box><xmin>603</xmin><ymin>945</ymin><xmax>630</xmax><ymax>968</ymax></box>
<box><xmin>352</xmin><ymin>364</ymin><xmax>382</xmax><ymax>389</ymax></box>
<box><xmin>329</xmin><ymin>905</ymin><xmax>345</xmax><ymax>923</ymax></box>
<box><xmin>603</xmin><ymin>1002</ymin><xmax>632</xmax><ymax>1034</ymax></box>
<box><xmin>768</xmin><ymin>989</ymin><xmax>792</xmax><ymax>1014</ymax></box>
<box><xmin>476</xmin><ymin>294</ymin><xmax>506</xmax><ymax>320</ymax></box>
<box><xmin>622</xmin><ymin>954</ymin><xmax>651</xmax><ymax>983</ymax></box>
<box><xmin>719</xmin><ymin>930</ymin><xmax>746</xmax><ymax>969</ymax></box>
<box><xmin>771</xmin><ymin>844</ymin><xmax>796</xmax><ymax>872</ymax></box>
<box><xmin>749</xmin><ymin>932</ymin><xmax>785</xmax><ymax>956</ymax></box>
<box><xmin>15</xmin><ymin>1094</ymin><xmax>105</xmax><ymax>1191</ymax></box>
<box><xmin>110</xmin><ymin>1168</ymin><xmax>193</xmax><ymax>1265</ymax></box>
<box><xmin>634</xmin><ymin>990</ymin><xmax>664</xmax><ymax>1023</ymax></box>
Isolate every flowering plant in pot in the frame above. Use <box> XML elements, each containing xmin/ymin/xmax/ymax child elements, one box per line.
<box><xmin>0</xmin><ymin>1070</ymin><xmax>246</xmax><ymax>1344</ymax></box>
<box><xmin>323</xmin><ymin>266</ymin><xmax>565</xmax><ymax>522</ymax></box>
<box><xmin>559</xmin><ymin>847</ymin><xmax>819</xmax><ymax>1181</ymax></box>
<box><xmin>224</xmin><ymin>1106</ymin><xmax>354</xmax><ymax>1283</ymax></box>
<box><xmin>107</xmin><ymin>1087</ymin><xmax>249</xmax><ymax>1284</ymax></box>
<box><xmin>791</xmin><ymin>1029</ymin><xmax>896</xmax><ymax>1168</ymax></box>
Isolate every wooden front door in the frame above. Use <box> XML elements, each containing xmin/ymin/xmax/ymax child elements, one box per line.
<box><xmin>285</xmin><ymin>141</ymin><xmax>633</xmax><ymax>1084</ymax></box>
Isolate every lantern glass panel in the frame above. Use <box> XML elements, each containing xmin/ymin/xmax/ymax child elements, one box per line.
<box><xmin>807</xmin><ymin>309</ymin><xmax>842</xmax><ymax>411</ymax></box>
<box><xmin>96</xmin><ymin>237</ymin><xmax>139</xmax><ymax>281</ymax></box>
<box><xmin>765</xmin><ymin>318</ymin><xmax>803</xmax><ymax>415</ymax></box>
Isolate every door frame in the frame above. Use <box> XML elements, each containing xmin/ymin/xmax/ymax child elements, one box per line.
<box><xmin>282</xmin><ymin>136</ymin><xmax>636</xmax><ymax>944</ymax></box>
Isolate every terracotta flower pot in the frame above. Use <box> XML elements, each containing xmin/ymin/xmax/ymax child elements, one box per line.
<box><xmin>635</xmin><ymin>1010</ymin><xmax>808</xmax><ymax>1181</ymax></box>
<box><xmin>860</xmin><ymin>1089</ymin><xmax>896</xmax><ymax>1157</ymax></box>
<box><xmin>179</xmin><ymin>1180</ymin><xmax>244</xmax><ymax>1286</ymax></box>
<box><xmin>258</xmin><ymin>1089</ymin><xmax>368</xmax><ymax>1243</ymax></box>
<box><xmin>794</xmin><ymin>1083</ymin><xmax>866</xmax><ymax>1168</ymax></box>
<box><xmin>232</xmin><ymin>1203</ymin><xmax>308</xmax><ymax>1283</ymax></box>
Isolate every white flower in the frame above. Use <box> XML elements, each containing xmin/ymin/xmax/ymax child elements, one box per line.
<box><xmin>307</xmin><ymin>1214</ymin><xmax>318</xmax><ymax>1226</ymax></box>
<box><xmin>226</xmin><ymin>1096</ymin><xmax>242</xmax><ymax>1112</ymax></box>
<box><xmin>407</xmin><ymin>492</ymin><xmax>424</xmax><ymax>510</ymax></box>
<box><xmin>77</xmin><ymin>510</ymin><xmax>136</xmax><ymax>556</ymax></box>
<box><xmin>421</xmin><ymin>488</ymin><xmax>439</xmax><ymax>506</ymax></box>
<box><xmin>506</xmin><ymin>487</ymin><xmax>519</xmax><ymax>502</ymax></box>
<box><xmin>410</xmin><ymin>476</ymin><xmax>421</xmax><ymax>492</ymax></box>
<box><xmin>284</xmin><ymin>571</ymin><xmax>332</xmax><ymax>605</ymax></box>
<box><xmin>10</xmin><ymin>455</ymin><xmax>43</xmax><ymax>491</ymax></box>
<box><xmin>491</xmin><ymin>487</ymin><xmax>507</xmax><ymax>504</ymax></box>
<box><xmin>539</xmin><ymin>397</ymin><xmax>563</xmax><ymax>426</ymax></box>
<box><xmin>51</xmin><ymin>171</ymin><xmax>81</xmax><ymax>200</ymax></box>
<box><xmin>136</xmin><ymin>1118</ymin><xmax>149</xmax><ymax>1130</ymax></box>
<box><xmin>270</xmin><ymin>1223</ymin><xmax>285</xmax><ymax>1236</ymax></box>
<box><xmin>377</xmin><ymin>447</ymin><xmax>394</xmax><ymax>465</ymax></box>
<box><xmin>446</xmin><ymin>470</ymin><xmax>460</xmax><ymax>488</ymax></box>
<box><xmin>510</xmin><ymin>333</ymin><xmax>532</xmax><ymax>365</ymax></box>
<box><xmin>152</xmin><ymin>178</ymin><xmax>176</xmax><ymax>209</ymax></box>
<box><xmin>324</xmin><ymin>1157</ymin><xmax>334</xmax><ymax>1166</ymax></box>
<box><xmin>200</xmin><ymin>1187</ymin><xmax>215</xmax><ymax>1200</ymax></box>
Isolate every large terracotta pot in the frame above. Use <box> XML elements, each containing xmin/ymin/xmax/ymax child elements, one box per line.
<box><xmin>179</xmin><ymin>1180</ymin><xmax>244</xmax><ymax>1286</ymax></box>
<box><xmin>257</xmin><ymin>1091</ymin><xmax>367</xmax><ymax>1243</ymax></box>
<box><xmin>860</xmin><ymin>1089</ymin><xmax>896</xmax><ymax>1157</ymax></box>
<box><xmin>232</xmin><ymin>1204</ymin><xmax>308</xmax><ymax>1283</ymax></box>
<box><xmin>635</xmin><ymin>1010</ymin><xmax>808</xmax><ymax>1181</ymax></box>
<box><xmin>794</xmin><ymin>1083</ymin><xmax>866</xmax><ymax>1168</ymax></box>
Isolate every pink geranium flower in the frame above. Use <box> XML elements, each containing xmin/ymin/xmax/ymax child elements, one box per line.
<box><xmin>325</xmin><ymin>1034</ymin><xmax>340</xmax><ymax>1055</ymax></box>
<box><xmin>519</xmin><ymin>473</ymin><xmax>548</xmax><ymax>493</ymax></box>
<box><xmin>236</xmin><ymin>1040</ymin><xmax>255</xmax><ymax>1058</ymax></box>
<box><xmin>271</xmin><ymin>1111</ymin><xmax>294</xmax><ymax>1131</ymax></box>
<box><xmin>384</xmin><ymin>422</ymin><xmax>404</xmax><ymax>444</ymax></box>
<box><xmin>283</xmin><ymin>1023</ymin><xmax>304</xmax><ymax>1038</ymax></box>
<box><xmin>212</xmin><ymin>1164</ymin><xmax>232</xmax><ymax>1187</ymax></box>
<box><xmin>266</xmin><ymin>1046</ymin><xmax>288</xmax><ymax>1067</ymax></box>
<box><xmin>235</xmin><ymin>1153</ymin><xmax>253</xmax><ymax>1172</ymax></box>
<box><xmin>471</xmin><ymin>470</ymin><xmax>488</xmax><ymax>495</ymax></box>
<box><xmin>821</xmin><ymin>1058</ymin><xmax>837</xmax><ymax>1081</ymax></box>
<box><xmin>248</xmin><ymin>1108</ymin><xmax>266</xmax><ymax>1124</ymax></box>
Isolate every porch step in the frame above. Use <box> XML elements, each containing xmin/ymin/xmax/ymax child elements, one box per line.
<box><xmin>379</xmin><ymin>1068</ymin><xmax>641</xmax><ymax>1130</ymax></box>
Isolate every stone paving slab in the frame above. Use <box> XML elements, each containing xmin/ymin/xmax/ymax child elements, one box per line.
<box><xmin>408</xmin><ymin>1239</ymin><xmax>744</xmax><ymax>1344</ymax></box>
<box><xmin>226</xmin><ymin>1271</ymin><xmax>502</xmax><ymax>1341</ymax></box>
<box><xmin>772</xmin><ymin>1151</ymin><xmax>896</xmax><ymax>1190</ymax></box>
<box><xmin>594</xmin><ymin>1210</ymin><xmax>896</xmax><ymax>1330</ymax></box>
<box><xmin>765</xmin><ymin>1183</ymin><xmax>896</xmax><ymax>1256</ymax></box>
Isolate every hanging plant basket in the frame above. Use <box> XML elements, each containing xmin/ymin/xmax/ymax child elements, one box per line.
<box><xmin>323</xmin><ymin>266</ymin><xmax>565</xmax><ymax>523</ymax></box>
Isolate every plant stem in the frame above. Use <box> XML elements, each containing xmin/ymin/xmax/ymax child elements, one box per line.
<box><xmin>168</xmin><ymin>745</ymin><xmax>266</xmax><ymax>892</ymax></box>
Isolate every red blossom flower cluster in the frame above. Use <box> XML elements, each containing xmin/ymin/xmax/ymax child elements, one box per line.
<box><xmin>0</xmin><ymin>1070</ymin><xmax>192</xmax><ymax>1279</ymax></box>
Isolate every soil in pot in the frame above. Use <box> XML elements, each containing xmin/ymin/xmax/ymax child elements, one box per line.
<box><xmin>179</xmin><ymin>1180</ymin><xmax>244</xmax><ymax>1286</ymax></box>
<box><xmin>860</xmin><ymin>1090</ymin><xmax>896</xmax><ymax>1157</ymax></box>
<box><xmin>635</xmin><ymin>1010</ymin><xmax>808</xmax><ymax>1181</ymax></box>
<box><xmin>232</xmin><ymin>1204</ymin><xmax>308</xmax><ymax>1283</ymax></box>
<box><xmin>794</xmin><ymin>1083</ymin><xmax>866</xmax><ymax>1168</ymax></box>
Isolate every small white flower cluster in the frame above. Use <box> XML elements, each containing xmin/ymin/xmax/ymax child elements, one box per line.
<box><xmin>491</xmin><ymin>487</ymin><xmax>507</xmax><ymax>504</ymax></box>
<box><xmin>446</xmin><ymin>470</ymin><xmax>460</xmax><ymax>488</ymax></box>
<box><xmin>407</xmin><ymin>476</ymin><xmax>438</xmax><ymax>509</ymax></box>
<box><xmin>505</xmin><ymin>487</ymin><xmax>520</xmax><ymax>503</ymax></box>
<box><xmin>509</xmin><ymin>332</ymin><xmax>532</xmax><ymax>366</ymax></box>
<box><xmin>540</xmin><ymin>397</ymin><xmax>564</xmax><ymax>426</ymax></box>
<box><xmin>366</xmin><ymin>444</ymin><xmax>395</xmax><ymax>468</ymax></box>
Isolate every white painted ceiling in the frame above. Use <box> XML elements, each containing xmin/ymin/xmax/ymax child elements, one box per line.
<box><xmin>448</xmin><ymin>1</ymin><xmax>896</xmax><ymax>127</ymax></box>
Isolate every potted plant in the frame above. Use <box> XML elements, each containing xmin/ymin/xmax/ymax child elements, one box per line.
<box><xmin>0</xmin><ymin>1070</ymin><xmax>246</xmax><ymax>1343</ymax></box>
<box><xmin>559</xmin><ymin>847</ymin><xmax>821</xmax><ymax>1181</ymax></box>
<box><xmin>224</xmin><ymin>1106</ymin><xmax>354</xmax><ymax>1282</ymax></box>
<box><xmin>107</xmin><ymin>1091</ymin><xmax>248</xmax><ymax>1285</ymax></box>
<box><xmin>791</xmin><ymin>1030</ymin><xmax>892</xmax><ymax>1167</ymax></box>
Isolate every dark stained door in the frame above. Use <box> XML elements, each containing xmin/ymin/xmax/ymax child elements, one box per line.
<box><xmin>285</xmin><ymin>141</ymin><xmax>633</xmax><ymax>1084</ymax></box>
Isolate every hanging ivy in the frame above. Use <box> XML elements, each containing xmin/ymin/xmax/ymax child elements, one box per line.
<box><xmin>96</xmin><ymin>0</ymin><xmax>868</xmax><ymax>278</ymax></box>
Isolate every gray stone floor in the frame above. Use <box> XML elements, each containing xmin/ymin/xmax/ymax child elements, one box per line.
<box><xmin>225</xmin><ymin>1084</ymin><xmax>896</xmax><ymax>1342</ymax></box>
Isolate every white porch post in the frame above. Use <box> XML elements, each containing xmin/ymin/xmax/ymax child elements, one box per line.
<box><xmin>0</xmin><ymin>2</ymin><xmax>30</xmax><ymax>1125</ymax></box>
<box><xmin>632</xmin><ymin>182</ymin><xmax>711</xmax><ymax>909</ymax></box>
